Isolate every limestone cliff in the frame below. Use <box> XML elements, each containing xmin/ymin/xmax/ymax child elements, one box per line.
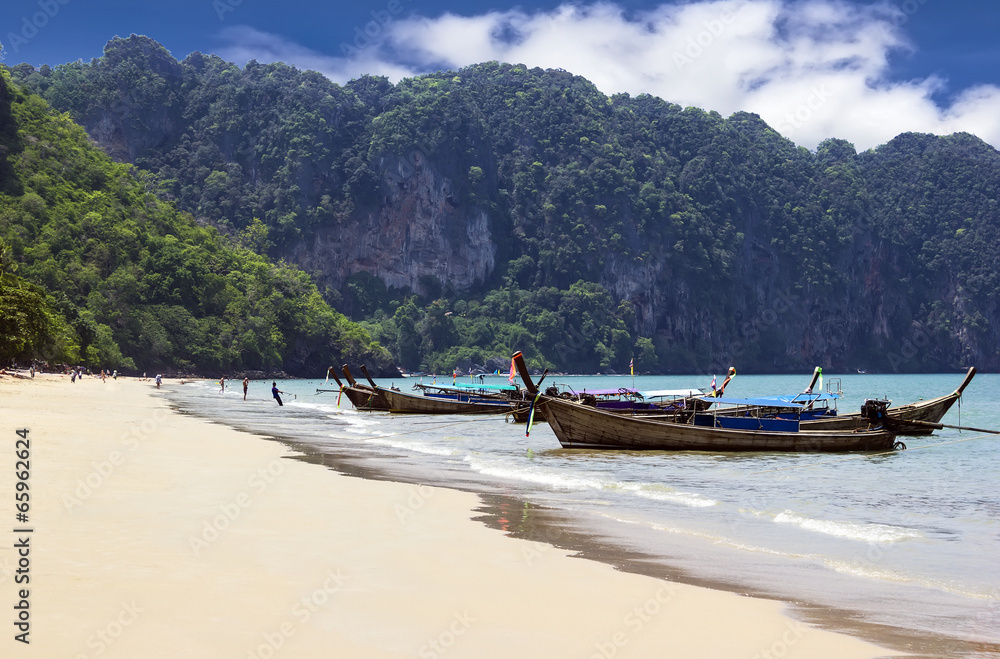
<box><xmin>291</xmin><ymin>150</ymin><xmax>496</xmax><ymax>295</ymax></box>
<box><xmin>11</xmin><ymin>43</ymin><xmax>999</xmax><ymax>372</ymax></box>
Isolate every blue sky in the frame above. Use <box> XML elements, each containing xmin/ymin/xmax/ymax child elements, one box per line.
<box><xmin>2</xmin><ymin>0</ymin><xmax>999</xmax><ymax>150</ymax></box>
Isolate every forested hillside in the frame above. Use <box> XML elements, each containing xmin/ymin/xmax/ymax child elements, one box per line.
<box><xmin>8</xmin><ymin>35</ymin><xmax>1000</xmax><ymax>373</ymax></box>
<box><xmin>0</xmin><ymin>67</ymin><xmax>392</xmax><ymax>376</ymax></box>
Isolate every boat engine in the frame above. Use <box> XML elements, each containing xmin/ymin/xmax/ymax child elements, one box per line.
<box><xmin>860</xmin><ymin>399</ymin><xmax>890</xmax><ymax>423</ymax></box>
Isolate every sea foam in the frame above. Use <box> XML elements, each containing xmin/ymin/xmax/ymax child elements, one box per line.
<box><xmin>774</xmin><ymin>510</ymin><xmax>922</xmax><ymax>544</ymax></box>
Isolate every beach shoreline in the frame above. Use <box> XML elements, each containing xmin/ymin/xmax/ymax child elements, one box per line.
<box><xmin>1</xmin><ymin>374</ymin><xmax>902</xmax><ymax>657</ymax></box>
<box><xmin>261</xmin><ymin>408</ymin><xmax>991</xmax><ymax>659</ymax></box>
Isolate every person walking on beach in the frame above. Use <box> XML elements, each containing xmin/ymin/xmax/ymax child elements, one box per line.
<box><xmin>155</xmin><ymin>374</ymin><xmax>162</xmax><ymax>389</ymax></box>
<box><xmin>271</xmin><ymin>382</ymin><xmax>285</xmax><ymax>406</ymax></box>
<box><xmin>243</xmin><ymin>377</ymin><xmax>249</xmax><ymax>401</ymax></box>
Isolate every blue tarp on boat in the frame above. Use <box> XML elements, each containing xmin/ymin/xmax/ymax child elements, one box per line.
<box><xmin>699</xmin><ymin>393</ymin><xmax>839</xmax><ymax>407</ymax></box>
<box><xmin>694</xmin><ymin>414</ymin><xmax>801</xmax><ymax>432</ymax></box>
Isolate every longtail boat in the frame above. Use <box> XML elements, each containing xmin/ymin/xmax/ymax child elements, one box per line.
<box><xmin>377</xmin><ymin>385</ymin><xmax>518</xmax><ymax>414</ymax></box>
<box><xmin>512</xmin><ymin>352</ymin><xmax>898</xmax><ymax>452</ymax></box>
<box><xmin>344</xmin><ymin>365</ymin><xmax>520</xmax><ymax>415</ymax></box>
<box><xmin>413</xmin><ymin>380</ymin><xmax>527</xmax><ymax>403</ymax></box>
<box><xmin>800</xmin><ymin>367</ymin><xmax>976</xmax><ymax>435</ymax></box>
<box><xmin>321</xmin><ymin>365</ymin><xmax>391</xmax><ymax>411</ymax></box>
<box><xmin>508</xmin><ymin>386</ymin><xmax>710</xmax><ymax>423</ymax></box>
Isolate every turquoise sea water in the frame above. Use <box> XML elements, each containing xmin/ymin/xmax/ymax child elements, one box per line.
<box><xmin>165</xmin><ymin>371</ymin><xmax>999</xmax><ymax>656</ymax></box>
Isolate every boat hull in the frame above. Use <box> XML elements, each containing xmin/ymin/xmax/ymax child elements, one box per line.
<box><xmin>380</xmin><ymin>387</ymin><xmax>515</xmax><ymax>414</ymax></box>
<box><xmin>801</xmin><ymin>367</ymin><xmax>975</xmax><ymax>435</ymax></box>
<box><xmin>342</xmin><ymin>385</ymin><xmax>391</xmax><ymax>411</ymax></box>
<box><xmin>538</xmin><ymin>396</ymin><xmax>896</xmax><ymax>452</ymax></box>
<box><xmin>801</xmin><ymin>394</ymin><xmax>957</xmax><ymax>434</ymax></box>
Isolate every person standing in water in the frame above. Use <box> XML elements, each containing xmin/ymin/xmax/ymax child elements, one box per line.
<box><xmin>243</xmin><ymin>377</ymin><xmax>249</xmax><ymax>401</ymax></box>
<box><xmin>219</xmin><ymin>377</ymin><xmax>225</xmax><ymax>393</ymax></box>
<box><xmin>271</xmin><ymin>382</ymin><xmax>285</xmax><ymax>406</ymax></box>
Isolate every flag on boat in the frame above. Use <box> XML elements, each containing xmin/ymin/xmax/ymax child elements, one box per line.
<box><xmin>710</xmin><ymin>374</ymin><xmax>717</xmax><ymax>393</ymax></box>
<box><xmin>630</xmin><ymin>357</ymin><xmax>634</xmax><ymax>376</ymax></box>
<box><xmin>508</xmin><ymin>357</ymin><xmax>516</xmax><ymax>383</ymax></box>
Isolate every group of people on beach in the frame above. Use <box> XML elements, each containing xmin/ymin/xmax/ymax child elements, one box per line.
<box><xmin>219</xmin><ymin>376</ymin><xmax>286</xmax><ymax>406</ymax></box>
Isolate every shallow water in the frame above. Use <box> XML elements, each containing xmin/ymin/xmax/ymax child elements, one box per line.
<box><xmin>166</xmin><ymin>372</ymin><xmax>1000</xmax><ymax>656</ymax></box>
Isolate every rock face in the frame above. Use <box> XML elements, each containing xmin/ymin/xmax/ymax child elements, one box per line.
<box><xmin>82</xmin><ymin>36</ymin><xmax>184</xmax><ymax>162</ymax></box>
<box><xmin>13</xmin><ymin>41</ymin><xmax>998</xmax><ymax>372</ymax></box>
<box><xmin>292</xmin><ymin>151</ymin><xmax>495</xmax><ymax>295</ymax></box>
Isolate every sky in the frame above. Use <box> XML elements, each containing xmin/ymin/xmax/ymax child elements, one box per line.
<box><xmin>2</xmin><ymin>0</ymin><xmax>1000</xmax><ymax>151</ymax></box>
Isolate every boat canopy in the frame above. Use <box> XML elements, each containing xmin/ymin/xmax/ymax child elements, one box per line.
<box><xmin>447</xmin><ymin>383</ymin><xmax>518</xmax><ymax>391</ymax></box>
<box><xmin>576</xmin><ymin>388</ymin><xmax>641</xmax><ymax>396</ymax></box>
<box><xmin>641</xmin><ymin>389</ymin><xmax>705</xmax><ymax>398</ymax></box>
<box><xmin>698</xmin><ymin>393</ymin><xmax>839</xmax><ymax>407</ymax></box>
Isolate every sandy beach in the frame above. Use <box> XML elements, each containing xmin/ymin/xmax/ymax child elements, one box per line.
<box><xmin>0</xmin><ymin>374</ymin><xmax>900</xmax><ymax>658</ymax></box>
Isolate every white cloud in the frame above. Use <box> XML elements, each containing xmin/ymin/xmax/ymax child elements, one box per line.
<box><xmin>217</xmin><ymin>0</ymin><xmax>1000</xmax><ymax>151</ymax></box>
<box><xmin>215</xmin><ymin>25</ymin><xmax>415</xmax><ymax>82</ymax></box>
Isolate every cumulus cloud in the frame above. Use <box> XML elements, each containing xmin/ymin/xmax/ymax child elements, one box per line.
<box><xmin>215</xmin><ymin>25</ymin><xmax>416</xmax><ymax>82</ymax></box>
<box><xmin>217</xmin><ymin>0</ymin><xmax>1000</xmax><ymax>151</ymax></box>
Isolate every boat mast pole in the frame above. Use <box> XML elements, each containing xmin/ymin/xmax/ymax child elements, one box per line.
<box><xmin>326</xmin><ymin>366</ymin><xmax>345</xmax><ymax>388</ymax></box>
<box><xmin>359</xmin><ymin>364</ymin><xmax>379</xmax><ymax>389</ymax></box>
<box><xmin>513</xmin><ymin>352</ymin><xmax>537</xmax><ymax>395</ymax></box>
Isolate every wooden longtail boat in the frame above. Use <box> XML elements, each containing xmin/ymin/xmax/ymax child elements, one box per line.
<box><xmin>329</xmin><ymin>365</ymin><xmax>391</xmax><ymax>411</ymax></box>
<box><xmin>377</xmin><ymin>385</ymin><xmax>517</xmax><ymax>414</ymax></box>
<box><xmin>412</xmin><ymin>381</ymin><xmax>527</xmax><ymax>403</ymax></box>
<box><xmin>799</xmin><ymin>367</ymin><xmax>976</xmax><ymax>435</ymax></box>
<box><xmin>351</xmin><ymin>365</ymin><xmax>519</xmax><ymax>415</ymax></box>
<box><xmin>507</xmin><ymin>387</ymin><xmax>709</xmax><ymax>423</ymax></box>
<box><xmin>512</xmin><ymin>353</ymin><xmax>897</xmax><ymax>452</ymax></box>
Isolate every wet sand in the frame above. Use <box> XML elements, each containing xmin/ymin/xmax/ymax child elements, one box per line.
<box><xmin>0</xmin><ymin>375</ymin><xmax>900</xmax><ymax>657</ymax></box>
